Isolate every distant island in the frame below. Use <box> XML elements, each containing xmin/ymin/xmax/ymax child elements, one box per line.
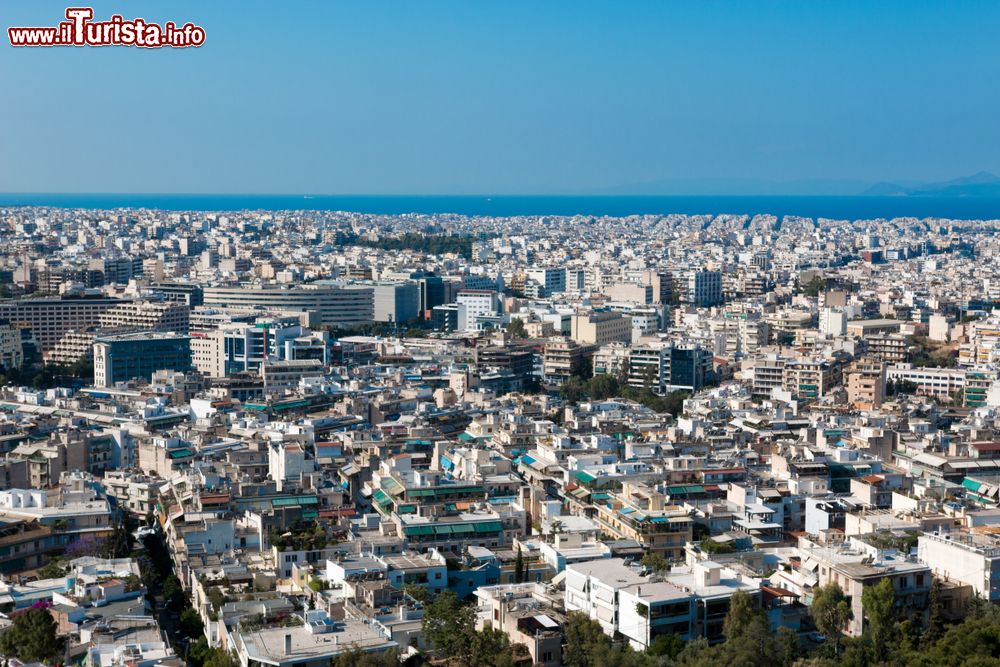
<box><xmin>862</xmin><ymin>171</ymin><xmax>1000</xmax><ymax>197</ymax></box>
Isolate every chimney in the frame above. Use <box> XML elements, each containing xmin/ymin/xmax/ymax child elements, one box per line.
<box><xmin>284</xmin><ymin>634</ymin><xmax>292</xmax><ymax>655</ymax></box>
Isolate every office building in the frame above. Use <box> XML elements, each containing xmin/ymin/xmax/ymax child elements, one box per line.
<box><xmin>687</xmin><ymin>270</ymin><xmax>723</xmax><ymax>307</ymax></box>
<box><xmin>203</xmin><ymin>284</ymin><xmax>373</xmax><ymax>327</ymax></box>
<box><xmin>93</xmin><ymin>332</ymin><xmax>192</xmax><ymax>387</ymax></box>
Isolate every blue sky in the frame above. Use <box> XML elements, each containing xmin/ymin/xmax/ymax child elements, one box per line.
<box><xmin>1</xmin><ymin>1</ymin><xmax>998</xmax><ymax>195</ymax></box>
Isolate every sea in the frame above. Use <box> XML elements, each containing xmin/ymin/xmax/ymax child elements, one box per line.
<box><xmin>3</xmin><ymin>193</ymin><xmax>1000</xmax><ymax>220</ymax></box>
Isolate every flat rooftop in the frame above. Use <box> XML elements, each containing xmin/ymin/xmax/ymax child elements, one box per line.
<box><xmin>239</xmin><ymin>621</ymin><xmax>395</xmax><ymax>664</ymax></box>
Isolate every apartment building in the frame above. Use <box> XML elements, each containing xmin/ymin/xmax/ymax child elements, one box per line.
<box><xmin>627</xmin><ymin>342</ymin><xmax>712</xmax><ymax>394</ymax></box>
<box><xmin>783</xmin><ymin>358</ymin><xmax>842</xmax><ymax>401</ymax></box>
<box><xmin>543</xmin><ymin>338</ymin><xmax>593</xmax><ymax>383</ymax></box>
<box><xmin>565</xmin><ymin>558</ymin><xmax>758</xmax><ymax>649</ymax></box>
<box><xmin>571</xmin><ymin>310</ymin><xmax>631</xmax><ymax>345</ymax></box>
<box><xmin>687</xmin><ymin>270</ymin><xmax>723</xmax><ymax>307</ymax></box>
<box><xmin>918</xmin><ymin>531</ymin><xmax>1000</xmax><ymax>602</ymax></box>
<box><xmin>846</xmin><ymin>361</ymin><xmax>886</xmax><ymax>410</ymax></box>
<box><xmin>866</xmin><ymin>334</ymin><xmax>909</xmax><ymax>363</ymax></box>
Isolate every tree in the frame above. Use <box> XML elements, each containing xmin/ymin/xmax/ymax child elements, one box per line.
<box><xmin>588</xmin><ymin>373</ymin><xmax>619</xmax><ymax>400</ymax></box>
<box><xmin>179</xmin><ymin>607</ymin><xmax>204</xmax><ymax>637</ymax></box>
<box><xmin>422</xmin><ymin>590</ymin><xmax>474</xmax><ymax>662</ymax></box>
<box><xmin>661</xmin><ymin>390</ymin><xmax>689</xmax><ymax>417</ymax></box>
<box><xmin>203</xmin><ymin>648</ymin><xmax>239</xmax><ymax>667</ymax></box>
<box><xmin>506</xmin><ymin>318</ymin><xmax>526</xmax><ymax>338</ymax></box>
<box><xmin>0</xmin><ymin>606</ymin><xmax>64</xmax><ymax>664</ymax></box>
<box><xmin>639</xmin><ymin>551</ymin><xmax>670</xmax><ymax>574</ymax></box>
<box><xmin>35</xmin><ymin>560</ymin><xmax>65</xmax><ymax>579</ymax></box>
<box><xmin>403</xmin><ymin>583</ymin><xmax>429</xmax><ymax>604</ymax></box>
<box><xmin>560</xmin><ymin>376</ymin><xmax>588</xmax><ymax>404</ymax></box>
<box><xmin>862</xmin><ymin>577</ymin><xmax>897</xmax><ymax>663</ymax></box>
<box><xmin>207</xmin><ymin>586</ymin><xmax>227</xmax><ymax>611</ymax></box>
<box><xmin>163</xmin><ymin>574</ymin><xmax>186</xmax><ymax>610</ymax></box>
<box><xmin>514</xmin><ymin>545</ymin><xmax>525</xmax><ymax>583</ymax></box>
<box><xmin>809</xmin><ymin>582</ymin><xmax>853</xmax><ymax>656</ymax></box>
<box><xmin>802</xmin><ymin>276</ymin><xmax>827</xmax><ymax>297</ymax></box>
<box><xmin>330</xmin><ymin>647</ymin><xmax>400</xmax><ymax>667</ymax></box>
<box><xmin>717</xmin><ymin>590</ymin><xmax>779</xmax><ymax>666</ymax></box>
<box><xmin>467</xmin><ymin>626</ymin><xmax>511</xmax><ymax>667</ymax></box>
<box><xmin>723</xmin><ymin>590</ymin><xmax>760</xmax><ymax>642</ymax></box>
<box><xmin>124</xmin><ymin>574</ymin><xmax>143</xmax><ymax>592</ymax></box>
<box><xmin>924</xmin><ymin>577</ymin><xmax>944</xmax><ymax>647</ymax></box>
<box><xmin>562</xmin><ymin>612</ymin><xmax>613</xmax><ymax>667</ymax></box>
<box><xmin>699</xmin><ymin>537</ymin><xmax>735</xmax><ymax>555</ymax></box>
<box><xmin>775</xmin><ymin>626</ymin><xmax>800</xmax><ymax>666</ymax></box>
<box><xmin>648</xmin><ymin>633</ymin><xmax>685</xmax><ymax>659</ymax></box>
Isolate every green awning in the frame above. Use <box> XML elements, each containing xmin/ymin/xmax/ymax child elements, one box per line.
<box><xmin>473</xmin><ymin>521</ymin><xmax>503</xmax><ymax>533</ymax></box>
<box><xmin>962</xmin><ymin>478</ymin><xmax>983</xmax><ymax>492</ymax></box>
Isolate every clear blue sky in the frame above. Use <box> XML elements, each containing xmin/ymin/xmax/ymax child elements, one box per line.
<box><xmin>2</xmin><ymin>1</ymin><xmax>998</xmax><ymax>195</ymax></box>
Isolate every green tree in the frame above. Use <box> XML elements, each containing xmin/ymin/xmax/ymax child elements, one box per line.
<box><xmin>561</xmin><ymin>612</ymin><xmax>613</xmax><ymax>667</ymax></box>
<box><xmin>560</xmin><ymin>376</ymin><xmax>588</xmax><ymax>404</ymax></box>
<box><xmin>924</xmin><ymin>577</ymin><xmax>944</xmax><ymax>647</ymax></box>
<box><xmin>506</xmin><ymin>318</ymin><xmax>526</xmax><ymax>338</ymax></box>
<box><xmin>802</xmin><ymin>276</ymin><xmax>827</xmax><ymax>297</ymax></box>
<box><xmin>203</xmin><ymin>648</ymin><xmax>239</xmax><ymax>667</ymax></box>
<box><xmin>163</xmin><ymin>574</ymin><xmax>186</xmax><ymax>610</ymax></box>
<box><xmin>467</xmin><ymin>626</ymin><xmax>511</xmax><ymax>667</ymax></box>
<box><xmin>775</xmin><ymin>626</ymin><xmax>800</xmax><ymax>666</ymax></box>
<box><xmin>723</xmin><ymin>590</ymin><xmax>759</xmax><ymax>641</ymax></box>
<box><xmin>862</xmin><ymin>578</ymin><xmax>897</xmax><ymax>663</ymax></box>
<box><xmin>699</xmin><ymin>537</ymin><xmax>735</xmax><ymax>555</ymax></box>
<box><xmin>588</xmin><ymin>373</ymin><xmax>620</xmax><ymax>400</ymax></box>
<box><xmin>809</xmin><ymin>582</ymin><xmax>853</xmax><ymax>656</ymax></box>
<box><xmin>913</xmin><ymin>604</ymin><xmax>1000</xmax><ymax>666</ymax></box>
<box><xmin>35</xmin><ymin>560</ymin><xmax>65</xmax><ymax>579</ymax></box>
<box><xmin>207</xmin><ymin>586</ymin><xmax>227</xmax><ymax>611</ymax></box>
<box><xmin>403</xmin><ymin>583</ymin><xmax>429</xmax><ymax>604</ymax></box>
<box><xmin>422</xmin><ymin>590</ymin><xmax>474</xmax><ymax>662</ymax></box>
<box><xmin>717</xmin><ymin>590</ymin><xmax>779</xmax><ymax>667</ymax></box>
<box><xmin>648</xmin><ymin>633</ymin><xmax>685</xmax><ymax>659</ymax></box>
<box><xmin>514</xmin><ymin>545</ymin><xmax>525</xmax><ymax>583</ymax></box>
<box><xmin>639</xmin><ymin>551</ymin><xmax>670</xmax><ymax>573</ymax></box>
<box><xmin>0</xmin><ymin>607</ymin><xmax>64</xmax><ymax>664</ymax></box>
<box><xmin>179</xmin><ymin>607</ymin><xmax>204</xmax><ymax>637</ymax></box>
<box><xmin>330</xmin><ymin>647</ymin><xmax>400</xmax><ymax>667</ymax></box>
<box><xmin>661</xmin><ymin>390</ymin><xmax>689</xmax><ymax>417</ymax></box>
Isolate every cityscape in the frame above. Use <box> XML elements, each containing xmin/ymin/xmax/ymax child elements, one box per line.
<box><xmin>0</xmin><ymin>204</ymin><xmax>999</xmax><ymax>667</ymax></box>
<box><xmin>4</xmin><ymin>2</ymin><xmax>1000</xmax><ymax>667</ymax></box>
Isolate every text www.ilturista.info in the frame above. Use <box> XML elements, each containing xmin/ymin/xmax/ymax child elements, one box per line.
<box><xmin>8</xmin><ymin>7</ymin><xmax>205</xmax><ymax>48</ymax></box>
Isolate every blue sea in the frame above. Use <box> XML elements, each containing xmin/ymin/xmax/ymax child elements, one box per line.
<box><xmin>2</xmin><ymin>193</ymin><xmax>1000</xmax><ymax>220</ymax></box>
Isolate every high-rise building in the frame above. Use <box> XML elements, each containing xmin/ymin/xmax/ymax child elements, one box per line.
<box><xmin>202</xmin><ymin>284</ymin><xmax>373</xmax><ymax>327</ymax></box>
<box><xmin>456</xmin><ymin>290</ymin><xmax>501</xmax><ymax>331</ymax></box>
<box><xmin>371</xmin><ymin>282</ymin><xmax>420</xmax><ymax>323</ymax></box>
<box><xmin>93</xmin><ymin>332</ymin><xmax>192</xmax><ymax>387</ymax></box>
<box><xmin>0</xmin><ymin>296</ymin><xmax>128</xmax><ymax>353</ymax></box>
<box><xmin>526</xmin><ymin>267</ymin><xmax>567</xmax><ymax>296</ymax></box>
<box><xmin>686</xmin><ymin>270</ymin><xmax>723</xmax><ymax>307</ymax></box>
<box><xmin>627</xmin><ymin>342</ymin><xmax>712</xmax><ymax>394</ymax></box>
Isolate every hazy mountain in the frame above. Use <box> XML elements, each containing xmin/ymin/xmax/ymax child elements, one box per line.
<box><xmin>861</xmin><ymin>171</ymin><xmax>1000</xmax><ymax>197</ymax></box>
